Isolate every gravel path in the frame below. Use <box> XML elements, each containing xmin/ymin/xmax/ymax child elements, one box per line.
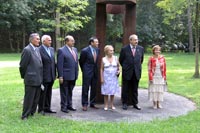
<box><xmin>48</xmin><ymin>87</ymin><xmax>196</xmax><ymax>122</ymax></box>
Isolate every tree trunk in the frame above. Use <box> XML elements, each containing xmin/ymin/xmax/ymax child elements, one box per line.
<box><xmin>55</xmin><ymin>9</ymin><xmax>61</xmax><ymax>51</ymax></box>
<box><xmin>8</xmin><ymin>31</ymin><xmax>14</xmax><ymax>52</ymax></box>
<box><xmin>193</xmin><ymin>1</ymin><xmax>200</xmax><ymax>78</ymax></box>
<box><xmin>187</xmin><ymin>0</ymin><xmax>194</xmax><ymax>53</ymax></box>
<box><xmin>22</xmin><ymin>24</ymin><xmax>26</xmax><ymax>50</ymax></box>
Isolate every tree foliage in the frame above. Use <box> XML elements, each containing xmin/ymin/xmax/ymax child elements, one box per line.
<box><xmin>0</xmin><ymin>0</ymin><xmax>199</xmax><ymax>53</ymax></box>
<box><xmin>38</xmin><ymin>0</ymin><xmax>90</xmax><ymax>33</ymax></box>
<box><xmin>136</xmin><ymin>0</ymin><xmax>165</xmax><ymax>46</ymax></box>
<box><xmin>0</xmin><ymin>0</ymin><xmax>32</xmax><ymax>29</ymax></box>
<box><xmin>156</xmin><ymin>0</ymin><xmax>188</xmax><ymax>25</ymax></box>
<box><xmin>156</xmin><ymin>0</ymin><xmax>199</xmax><ymax>78</ymax></box>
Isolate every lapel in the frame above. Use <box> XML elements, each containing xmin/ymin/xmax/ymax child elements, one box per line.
<box><xmin>42</xmin><ymin>46</ymin><xmax>50</xmax><ymax>57</ymax></box>
<box><xmin>29</xmin><ymin>44</ymin><xmax>41</xmax><ymax>61</ymax></box>
<box><xmin>128</xmin><ymin>45</ymin><xmax>138</xmax><ymax>58</ymax></box>
<box><xmin>135</xmin><ymin>46</ymin><xmax>139</xmax><ymax>58</ymax></box>
<box><xmin>49</xmin><ymin>47</ymin><xmax>55</xmax><ymax>61</ymax></box>
<box><xmin>94</xmin><ymin>48</ymin><xmax>98</xmax><ymax>56</ymax></box>
<box><xmin>29</xmin><ymin>44</ymin><xmax>36</xmax><ymax>56</ymax></box>
<box><xmin>41</xmin><ymin>46</ymin><xmax>53</xmax><ymax>62</ymax></box>
<box><xmin>127</xmin><ymin>45</ymin><xmax>134</xmax><ymax>58</ymax></box>
<box><xmin>64</xmin><ymin>46</ymin><xmax>71</xmax><ymax>56</ymax></box>
<box><xmin>64</xmin><ymin>46</ymin><xmax>76</xmax><ymax>61</ymax></box>
<box><xmin>88</xmin><ymin>46</ymin><xmax>96</xmax><ymax>62</ymax></box>
<box><xmin>72</xmin><ymin>47</ymin><xmax>78</xmax><ymax>61</ymax></box>
<box><xmin>86</xmin><ymin>46</ymin><xmax>93</xmax><ymax>59</ymax></box>
<box><xmin>50</xmin><ymin>48</ymin><xmax>54</xmax><ymax>58</ymax></box>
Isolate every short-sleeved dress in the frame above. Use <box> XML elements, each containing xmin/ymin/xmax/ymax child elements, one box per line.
<box><xmin>148</xmin><ymin>59</ymin><xmax>166</xmax><ymax>101</ymax></box>
<box><xmin>101</xmin><ymin>56</ymin><xmax>120</xmax><ymax>95</ymax></box>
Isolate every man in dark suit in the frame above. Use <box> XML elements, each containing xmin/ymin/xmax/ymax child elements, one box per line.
<box><xmin>79</xmin><ymin>37</ymin><xmax>99</xmax><ymax>111</ymax></box>
<box><xmin>19</xmin><ymin>33</ymin><xmax>43</xmax><ymax>120</ymax></box>
<box><xmin>57</xmin><ymin>35</ymin><xmax>78</xmax><ymax>113</ymax></box>
<box><xmin>119</xmin><ymin>34</ymin><xmax>144</xmax><ymax>110</ymax></box>
<box><xmin>38</xmin><ymin>35</ymin><xmax>56</xmax><ymax>115</ymax></box>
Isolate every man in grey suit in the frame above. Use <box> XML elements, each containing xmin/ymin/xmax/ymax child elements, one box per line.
<box><xmin>19</xmin><ymin>33</ymin><xmax>43</xmax><ymax>120</ymax></box>
<box><xmin>38</xmin><ymin>35</ymin><xmax>56</xmax><ymax>115</ymax></box>
<box><xmin>119</xmin><ymin>34</ymin><xmax>144</xmax><ymax>110</ymax></box>
<box><xmin>57</xmin><ymin>35</ymin><xmax>78</xmax><ymax>113</ymax></box>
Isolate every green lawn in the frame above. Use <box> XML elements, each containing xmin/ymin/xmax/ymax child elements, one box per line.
<box><xmin>0</xmin><ymin>53</ymin><xmax>200</xmax><ymax>133</ymax></box>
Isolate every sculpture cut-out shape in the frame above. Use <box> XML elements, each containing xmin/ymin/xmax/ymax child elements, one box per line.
<box><xmin>96</xmin><ymin>0</ymin><xmax>136</xmax><ymax>104</ymax></box>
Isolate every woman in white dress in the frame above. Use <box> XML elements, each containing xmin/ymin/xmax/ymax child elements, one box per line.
<box><xmin>148</xmin><ymin>45</ymin><xmax>167</xmax><ymax>109</ymax></box>
<box><xmin>100</xmin><ymin>45</ymin><xmax>120</xmax><ymax>110</ymax></box>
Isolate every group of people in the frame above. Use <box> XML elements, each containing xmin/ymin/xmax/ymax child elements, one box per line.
<box><xmin>19</xmin><ymin>33</ymin><xmax>167</xmax><ymax>120</ymax></box>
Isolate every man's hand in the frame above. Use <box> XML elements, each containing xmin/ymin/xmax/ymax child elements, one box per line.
<box><xmin>149</xmin><ymin>80</ymin><xmax>153</xmax><ymax>84</ymax></box>
<box><xmin>59</xmin><ymin>77</ymin><xmax>63</xmax><ymax>84</ymax></box>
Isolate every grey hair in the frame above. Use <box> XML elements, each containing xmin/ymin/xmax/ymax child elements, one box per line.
<box><xmin>29</xmin><ymin>33</ymin><xmax>40</xmax><ymax>42</ymax></box>
<box><xmin>41</xmin><ymin>35</ymin><xmax>51</xmax><ymax>43</ymax></box>
<box><xmin>129</xmin><ymin>34</ymin><xmax>138</xmax><ymax>41</ymax></box>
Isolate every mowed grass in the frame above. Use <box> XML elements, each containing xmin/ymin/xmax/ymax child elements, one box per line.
<box><xmin>0</xmin><ymin>53</ymin><xmax>200</xmax><ymax>133</ymax></box>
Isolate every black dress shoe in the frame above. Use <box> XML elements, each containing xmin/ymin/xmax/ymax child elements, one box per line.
<box><xmin>61</xmin><ymin>109</ymin><xmax>69</xmax><ymax>113</ymax></box>
<box><xmin>122</xmin><ymin>104</ymin><xmax>128</xmax><ymax>110</ymax></box>
<box><xmin>67</xmin><ymin>107</ymin><xmax>76</xmax><ymax>111</ymax></box>
<box><xmin>21</xmin><ymin>116</ymin><xmax>28</xmax><ymax>120</ymax></box>
<box><xmin>44</xmin><ymin>109</ymin><xmax>57</xmax><ymax>113</ymax></box>
<box><xmin>90</xmin><ymin>105</ymin><xmax>99</xmax><ymax>109</ymax></box>
<box><xmin>82</xmin><ymin>106</ymin><xmax>87</xmax><ymax>111</ymax></box>
<box><xmin>133</xmin><ymin>105</ymin><xmax>141</xmax><ymax>110</ymax></box>
<box><xmin>38</xmin><ymin>111</ymin><xmax>45</xmax><ymax>115</ymax></box>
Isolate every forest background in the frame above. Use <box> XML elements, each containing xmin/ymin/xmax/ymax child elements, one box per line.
<box><xmin>0</xmin><ymin>0</ymin><xmax>198</xmax><ymax>54</ymax></box>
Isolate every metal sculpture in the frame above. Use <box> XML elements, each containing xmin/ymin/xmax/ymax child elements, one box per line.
<box><xmin>96</xmin><ymin>0</ymin><xmax>136</xmax><ymax>103</ymax></box>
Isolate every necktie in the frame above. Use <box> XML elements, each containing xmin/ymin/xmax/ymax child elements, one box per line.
<box><xmin>132</xmin><ymin>47</ymin><xmax>136</xmax><ymax>56</ymax></box>
<box><xmin>35</xmin><ymin>48</ymin><xmax>39</xmax><ymax>57</ymax></box>
<box><xmin>47</xmin><ymin>48</ymin><xmax>51</xmax><ymax>57</ymax></box>
<box><xmin>35</xmin><ymin>48</ymin><xmax>41</xmax><ymax>61</ymax></box>
<box><xmin>93</xmin><ymin>49</ymin><xmax>96</xmax><ymax>62</ymax></box>
<box><xmin>71</xmin><ymin>48</ymin><xmax>77</xmax><ymax>62</ymax></box>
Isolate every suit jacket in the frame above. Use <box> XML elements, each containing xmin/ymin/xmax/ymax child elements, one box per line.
<box><xmin>19</xmin><ymin>44</ymin><xmax>43</xmax><ymax>86</ymax></box>
<box><xmin>119</xmin><ymin>44</ymin><xmax>144</xmax><ymax>80</ymax></box>
<box><xmin>39</xmin><ymin>45</ymin><xmax>56</xmax><ymax>83</ymax></box>
<box><xmin>57</xmin><ymin>45</ymin><xmax>78</xmax><ymax>81</ymax></box>
<box><xmin>79</xmin><ymin>46</ymin><xmax>99</xmax><ymax>79</ymax></box>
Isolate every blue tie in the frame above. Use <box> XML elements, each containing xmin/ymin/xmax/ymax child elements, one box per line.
<box><xmin>47</xmin><ymin>48</ymin><xmax>51</xmax><ymax>57</ymax></box>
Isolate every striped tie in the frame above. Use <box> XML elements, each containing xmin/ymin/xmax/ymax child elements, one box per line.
<box><xmin>132</xmin><ymin>47</ymin><xmax>136</xmax><ymax>56</ymax></box>
<box><xmin>71</xmin><ymin>48</ymin><xmax>77</xmax><ymax>62</ymax></box>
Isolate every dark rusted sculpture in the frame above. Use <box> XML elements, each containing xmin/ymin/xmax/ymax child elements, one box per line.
<box><xmin>96</xmin><ymin>0</ymin><xmax>136</xmax><ymax>103</ymax></box>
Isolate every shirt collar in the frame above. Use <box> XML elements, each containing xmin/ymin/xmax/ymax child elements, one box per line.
<box><xmin>66</xmin><ymin>45</ymin><xmax>73</xmax><ymax>52</ymax></box>
<box><xmin>130</xmin><ymin>44</ymin><xmax>137</xmax><ymax>49</ymax></box>
<box><xmin>42</xmin><ymin>44</ymin><xmax>49</xmax><ymax>50</ymax></box>
<box><xmin>30</xmin><ymin>43</ymin><xmax>36</xmax><ymax>50</ymax></box>
<box><xmin>89</xmin><ymin>45</ymin><xmax>96</xmax><ymax>50</ymax></box>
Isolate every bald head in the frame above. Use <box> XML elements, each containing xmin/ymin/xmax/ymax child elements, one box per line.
<box><xmin>129</xmin><ymin>34</ymin><xmax>138</xmax><ymax>41</ymax></box>
<box><xmin>65</xmin><ymin>35</ymin><xmax>75</xmax><ymax>47</ymax></box>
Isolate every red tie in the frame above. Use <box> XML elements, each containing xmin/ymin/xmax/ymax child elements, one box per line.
<box><xmin>93</xmin><ymin>49</ymin><xmax>96</xmax><ymax>62</ymax></box>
